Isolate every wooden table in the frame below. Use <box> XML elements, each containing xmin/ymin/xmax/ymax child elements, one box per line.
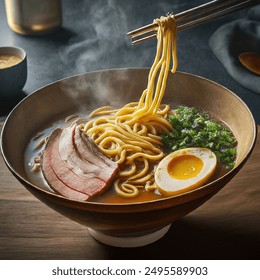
<box><xmin>0</xmin><ymin>124</ymin><xmax>259</xmax><ymax>260</ymax></box>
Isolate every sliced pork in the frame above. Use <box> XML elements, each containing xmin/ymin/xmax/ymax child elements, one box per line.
<box><xmin>42</xmin><ymin>125</ymin><xmax>119</xmax><ymax>201</ymax></box>
<box><xmin>42</xmin><ymin>129</ymin><xmax>90</xmax><ymax>201</ymax></box>
<box><xmin>60</xmin><ymin>124</ymin><xmax>117</xmax><ymax>183</ymax></box>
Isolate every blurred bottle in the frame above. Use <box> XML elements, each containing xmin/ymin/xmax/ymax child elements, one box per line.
<box><xmin>5</xmin><ymin>0</ymin><xmax>62</xmax><ymax>35</ymax></box>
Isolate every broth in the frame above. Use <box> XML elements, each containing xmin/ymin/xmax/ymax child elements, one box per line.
<box><xmin>0</xmin><ymin>54</ymin><xmax>22</xmax><ymax>69</ymax></box>
<box><xmin>24</xmin><ymin>109</ymin><xmax>231</xmax><ymax>204</ymax></box>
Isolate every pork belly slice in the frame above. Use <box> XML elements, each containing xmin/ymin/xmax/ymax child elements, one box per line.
<box><xmin>74</xmin><ymin>125</ymin><xmax>118</xmax><ymax>183</ymax></box>
<box><xmin>42</xmin><ymin>126</ymin><xmax>118</xmax><ymax>201</ymax></box>
<box><xmin>74</xmin><ymin>125</ymin><xmax>118</xmax><ymax>168</ymax></box>
<box><xmin>59</xmin><ymin>124</ymin><xmax>118</xmax><ymax>183</ymax></box>
<box><xmin>42</xmin><ymin>129</ymin><xmax>89</xmax><ymax>201</ymax></box>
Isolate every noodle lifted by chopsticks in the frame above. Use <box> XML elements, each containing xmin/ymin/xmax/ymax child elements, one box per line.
<box><xmin>83</xmin><ymin>15</ymin><xmax>178</xmax><ymax>198</ymax></box>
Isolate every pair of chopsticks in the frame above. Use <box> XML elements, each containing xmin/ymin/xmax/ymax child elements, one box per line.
<box><xmin>127</xmin><ymin>0</ymin><xmax>258</xmax><ymax>45</ymax></box>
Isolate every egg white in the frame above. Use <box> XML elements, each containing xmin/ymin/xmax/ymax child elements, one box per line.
<box><xmin>155</xmin><ymin>147</ymin><xmax>217</xmax><ymax>196</ymax></box>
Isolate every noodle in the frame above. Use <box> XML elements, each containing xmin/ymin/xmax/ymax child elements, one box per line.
<box><xmin>83</xmin><ymin>15</ymin><xmax>178</xmax><ymax>198</ymax></box>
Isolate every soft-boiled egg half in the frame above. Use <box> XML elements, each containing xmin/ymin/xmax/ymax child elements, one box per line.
<box><xmin>155</xmin><ymin>147</ymin><xmax>217</xmax><ymax>196</ymax></box>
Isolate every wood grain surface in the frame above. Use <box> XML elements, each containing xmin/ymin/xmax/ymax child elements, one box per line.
<box><xmin>0</xmin><ymin>125</ymin><xmax>259</xmax><ymax>260</ymax></box>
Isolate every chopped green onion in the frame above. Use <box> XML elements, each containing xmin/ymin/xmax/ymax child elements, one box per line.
<box><xmin>162</xmin><ymin>106</ymin><xmax>237</xmax><ymax>169</ymax></box>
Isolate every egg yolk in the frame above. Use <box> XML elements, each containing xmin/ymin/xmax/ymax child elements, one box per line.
<box><xmin>167</xmin><ymin>154</ymin><xmax>203</xmax><ymax>180</ymax></box>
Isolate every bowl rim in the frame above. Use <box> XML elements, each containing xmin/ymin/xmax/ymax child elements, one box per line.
<box><xmin>0</xmin><ymin>68</ymin><xmax>257</xmax><ymax>208</ymax></box>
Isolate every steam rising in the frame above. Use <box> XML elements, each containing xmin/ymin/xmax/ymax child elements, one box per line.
<box><xmin>60</xmin><ymin>0</ymin><xmax>138</xmax><ymax>72</ymax></box>
<box><xmin>58</xmin><ymin>0</ymin><xmax>186</xmax><ymax>109</ymax></box>
<box><xmin>59</xmin><ymin>0</ymin><xmax>184</xmax><ymax>73</ymax></box>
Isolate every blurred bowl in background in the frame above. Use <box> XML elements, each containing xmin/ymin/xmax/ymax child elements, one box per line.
<box><xmin>0</xmin><ymin>46</ymin><xmax>27</xmax><ymax>100</ymax></box>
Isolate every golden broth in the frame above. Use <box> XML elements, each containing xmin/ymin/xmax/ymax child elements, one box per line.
<box><xmin>0</xmin><ymin>54</ymin><xmax>22</xmax><ymax>69</ymax></box>
<box><xmin>24</xmin><ymin>112</ymin><xmax>231</xmax><ymax>204</ymax></box>
<box><xmin>93</xmin><ymin>188</ymin><xmax>162</xmax><ymax>204</ymax></box>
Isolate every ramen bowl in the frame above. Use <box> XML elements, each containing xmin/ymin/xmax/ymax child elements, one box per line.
<box><xmin>0</xmin><ymin>68</ymin><xmax>257</xmax><ymax>247</ymax></box>
<box><xmin>0</xmin><ymin>46</ymin><xmax>27</xmax><ymax>99</ymax></box>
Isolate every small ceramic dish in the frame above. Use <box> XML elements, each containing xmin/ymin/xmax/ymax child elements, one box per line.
<box><xmin>0</xmin><ymin>46</ymin><xmax>27</xmax><ymax>99</ymax></box>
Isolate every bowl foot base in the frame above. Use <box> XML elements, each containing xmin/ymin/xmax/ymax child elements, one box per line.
<box><xmin>88</xmin><ymin>224</ymin><xmax>171</xmax><ymax>248</ymax></box>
